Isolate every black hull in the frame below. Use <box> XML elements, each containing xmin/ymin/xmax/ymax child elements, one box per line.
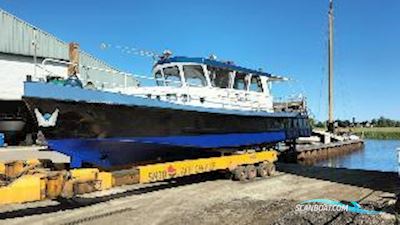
<box><xmin>22</xmin><ymin>97</ymin><xmax>310</xmax><ymax>140</ymax></box>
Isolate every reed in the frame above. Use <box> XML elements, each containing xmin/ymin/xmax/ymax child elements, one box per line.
<box><xmin>350</xmin><ymin>127</ymin><xmax>400</xmax><ymax>140</ymax></box>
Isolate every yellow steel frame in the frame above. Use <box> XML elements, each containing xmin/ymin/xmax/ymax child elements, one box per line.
<box><xmin>0</xmin><ymin>163</ymin><xmax>5</xmax><ymax>175</ymax></box>
<box><xmin>0</xmin><ymin>150</ymin><xmax>277</xmax><ymax>205</ymax></box>
<box><xmin>0</xmin><ymin>174</ymin><xmax>46</xmax><ymax>204</ymax></box>
<box><xmin>138</xmin><ymin>151</ymin><xmax>277</xmax><ymax>183</ymax></box>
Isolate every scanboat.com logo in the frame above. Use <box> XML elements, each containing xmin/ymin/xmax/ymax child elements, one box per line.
<box><xmin>296</xmin><ymin>199</ymin><xmax>381</xmax><ymax>215</ymax></box>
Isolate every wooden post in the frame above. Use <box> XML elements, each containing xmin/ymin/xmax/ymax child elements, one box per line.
<box><xmin>68</xmin><ymin>42</ymin><xmax>80</xmax><ymax>76</ymax></box>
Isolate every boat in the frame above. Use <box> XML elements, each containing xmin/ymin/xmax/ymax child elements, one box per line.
<box><xmin>8</xmin><ymin>53</ymin><xmax>312</xmax><ymax>167</ymax></box>
<box><xmin>0</xmin><ymin>101</ymin><xmax>31</xmax><ymax>145</ymax></box>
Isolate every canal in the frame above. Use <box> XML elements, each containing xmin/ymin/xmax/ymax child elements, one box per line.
<box><xmin>315</xmin><ymin>139</ymin><xmax>400</xmax><ymax>172</ymax></box>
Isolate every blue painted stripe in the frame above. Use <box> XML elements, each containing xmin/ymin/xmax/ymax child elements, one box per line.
<box><xmin>48</xmin><ymin>139</ymin><xmax>109</xmax><ymax>168</ymax></box>
<box><xmin>48</xmin><ymin>131</ymin><xmax>286</xmax><ymax>168</ymax></box>
<box><xmin>109</xmin><ymin>131</ymin><xmax>286</xmax><ymax>148</ymax></box>
<box><xmin>50</xmin><ymin>131</ymin><xmax>286</xmax><ymax>148</ymax></box>
<box><xmin>50</xmin><ymin>131</ymin><xmax>286</xmax><ymax>149</ymax></box>
<box><xmin>23</xmin><ymin>82</ymin><xmax>298</xmax><ymax>118</ymax></box>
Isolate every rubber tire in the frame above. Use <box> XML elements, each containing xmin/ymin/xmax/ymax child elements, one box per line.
<box><xmin>267</xmin><ymin>163</ymin><xmax>276</xmax><ymax>176</ymax></box>
<box><xmin>224</xmin><ymin>170</ymin><xmax>234</xmax><ymax>180</ymax></box>
<box><xmin>257</xmin><ymin>164</ymin><xmax>268</xmax><ymax>178</ymax></box>
<box><xmin>233</xmin><ymin>166</ymin><xmax>247</xmax><ymax>181</ymax></box>
<box><xmin>245</xmin><ymin>165</ymin><xmax>257</xmax><ymax>181</ymax></box>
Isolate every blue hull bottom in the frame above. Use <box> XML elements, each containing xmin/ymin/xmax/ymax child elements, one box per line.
<box><xmin>48</xmin><ymin>131</ymin><xmax>286</xmax><ymax>168</ymax></box>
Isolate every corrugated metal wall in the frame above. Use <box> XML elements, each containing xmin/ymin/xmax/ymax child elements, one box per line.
<box><xmin>0</xmin><ymin>9</ymin><xmax>138</xmax><ymax>88</ymax></box>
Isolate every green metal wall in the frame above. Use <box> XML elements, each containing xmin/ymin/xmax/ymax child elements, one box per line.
<box><xmin>0</xmin><ymin>9</ymin><xmax>138</xmax><ymax>88</ymax></box>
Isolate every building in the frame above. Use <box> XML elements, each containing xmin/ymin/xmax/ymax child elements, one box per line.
<box><xmin>0</xmin><ymin>8</ymin><xmax>138</xmax><ymax>100</ymax></box>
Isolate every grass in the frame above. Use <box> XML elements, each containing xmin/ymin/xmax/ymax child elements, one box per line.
<box><xmin>338</xmin><ymin>127</ymin><xmax>400</xmax><ymax>140</ymax></box>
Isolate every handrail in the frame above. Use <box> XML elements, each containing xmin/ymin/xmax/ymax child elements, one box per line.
<box><xmin>40</xmin><ymin>58</ymin><xmax>183</xmax><ymax>88</ymax></box>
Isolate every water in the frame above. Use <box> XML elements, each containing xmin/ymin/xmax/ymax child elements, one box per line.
<box><xmin>315</xmin><ymin>139</ymin><xmax>400</xmax><ymax>172</ymax></box>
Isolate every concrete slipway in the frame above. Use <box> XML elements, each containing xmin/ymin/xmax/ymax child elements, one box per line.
<box><xmin>0</xmin><ymin>163</ymin><xmax>399</xmax><ymax>225</ymax></box>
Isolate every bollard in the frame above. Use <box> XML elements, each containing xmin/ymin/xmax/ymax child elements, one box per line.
<box><xmin>0</xmin><ymin>133</ymin><xmax>4</xmax><ymax>147</ymax></box>
<box><xmin>397</xmin><ymin>148</ymin><xmax>400</xmax><ymax>177</ymax></box>
<box><xmin>396</xmin><ymin>148</ymin><xmax>400</xmax><ymax>211</ymax></box>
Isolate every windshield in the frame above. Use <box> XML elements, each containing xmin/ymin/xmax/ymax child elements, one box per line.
<box><xmin>249</xmin><ymin>75</ymin><xmax>263</xmax><ymax>92</ymax></box>
<box><xmin>233</xmin><ymin>72</ymin><xmax>248</xmax><ymax>90</ymax></box>
<box><xmin>163</xmin><ymin>66</ymin><xmax>182</xmax><ymax>87</ymax></box>
<box><xmin>154</xmin><ymin>70</ymin><xmax>164</xmax><ymax>86</ymax></box>
<box><xmin>183</xmin><ymin>65</ymin><xmax>207</xmax><ymax>87</ymax></box>
<box><xmin>208</xmin><ymin>66</ymin><xmax>231</xmax><ymax>88</ymax></box>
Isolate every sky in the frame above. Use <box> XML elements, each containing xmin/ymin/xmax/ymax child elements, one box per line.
<box><xmin>1</xmin><ymin>0</ymin><xmax>399</xmax><ymax>121</ymax></box>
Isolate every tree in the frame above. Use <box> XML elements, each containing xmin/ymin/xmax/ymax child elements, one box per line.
<box><xmin>315</xmin><ymin>121</ymin><xmax>326</xmax><ymax>128</ymax></box>
<box><xmin>374</xmin><ymin>116</ymin><xmax>399</xmax><ymax>127</ymax></box>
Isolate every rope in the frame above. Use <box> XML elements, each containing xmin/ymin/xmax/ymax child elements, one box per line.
<box><xmin>100</xmin><ymin>43</ymin><xmax>159</xmax><ymax>60</ymax></box>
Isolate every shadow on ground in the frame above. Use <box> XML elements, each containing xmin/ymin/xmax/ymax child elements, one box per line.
<box><xmin>0</xmin><ymin>172</ymin><xmax>224</xmax><ymax>220</ymax></box>
<box><xmin>277</xmin><ymin>163</ymin><xmax>400</xmax><ymax>193</ymax></box>
<box><xmin>2</xmin><ymin>163</ymin><xmax>400</xmax><ymax>221</ymax></box>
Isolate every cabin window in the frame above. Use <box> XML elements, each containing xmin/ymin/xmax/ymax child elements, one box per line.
<box><xmin>208</xmin><ymin>66</ymin><xmax>231</xmax><ymax>89</ymax></box>
<box><xmin>233</xmin><ymin>72</ymin><xmax>249</xmax><ymax>90</ymax></box>
<box><xmin>183</xmin><ymin>65</ymin><xmax>207</xmax><ymax>87</ymax></box>
<box><xmin>163</xmin><ymin>66</ymin><xmax>182</xmax><ymax>87</ymax></box>
<box><xmin>154</xmin><ymin>70</ymin><xmax>164</xmax><ymax>86</ymax></box>
<box><xmin>249</xmin><ymin>75</ymin><xmax>263</xmax><ymax>92</ymax></box>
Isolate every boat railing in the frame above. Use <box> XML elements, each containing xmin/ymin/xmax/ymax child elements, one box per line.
<box><xmin>273</xmin><ymin>96</ymin><xmax>308</xmax><ymax>114</ymax></box>
<box><xmin>138</xmin><ymin>90</ymin><xmax>269</xmax><ymax>112</ymax></box>
<box><xmin>35</xmin><ymin>58</ymin><xmax>273</xmax><ymax>112</ymax></box>
<box><xmin>38</xmin><ymin>58</ymin><xmax>140</xmax><ymax>89</ymax></box>
<box><xmin>121</xmin><ymin>88</ymin><xmax>269</xmax><ymax>112</ymax></box>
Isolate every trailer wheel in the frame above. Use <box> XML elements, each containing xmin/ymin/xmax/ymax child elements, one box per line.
<box><xmin>257</xmin><ymin>164</ymin><xmax>268</xmax><ymax>178</ymax></box>
<box><xmin>233</xmin><ymin>166</ymin><xmax>247</xmax><ymax>181</ymax></box>
<box><xmin>224</xmin><ymin>169</ymin><xmax>234</xmax><ymax>180</ymax></box>
<box><xmin>267</xmin><ymin>163</ymin><xmax>276</xmax><ymax>176</ymax></box>
<box><xmin>245</xmin><ymin>165</ymin><xmax>257</xmax><ymax>181</ymax></box>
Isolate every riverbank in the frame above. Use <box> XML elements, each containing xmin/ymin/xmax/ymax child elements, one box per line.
<box><xmin>340</xmin><ymin>127</ymin><xmax>400</xmax><ymax>140</ymax></box>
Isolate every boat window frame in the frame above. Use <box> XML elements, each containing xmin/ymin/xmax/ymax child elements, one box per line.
<box><xmin>233</xmin><ymin>71</ymin><xmax>250</xmax><ymax>91</ymax></box>
<box><xmin>154</xmin><ymin>69</ymin><xmax>165</xmax><ymax>86</ymax></box>
<box><xmin>249</xmin><ymin>74</ymin><xmax>264</xmax><ymax>93</ymax></box>
<box><xmin>163</xmin><ymin>65</ymin><xmax>183</xmax><ymax>87</ymax></box>
<box><xmin>182</xmin><ymin>64</ymin><xmax>208</xmax><ymax>87</ymax></box>
<box><xmin>208</xmin><ymin>66</ymin><xmax>232</xmax><ymax>89</ymax></box>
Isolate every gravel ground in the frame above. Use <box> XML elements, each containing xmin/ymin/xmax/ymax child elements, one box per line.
<box><xmin>1</xmin><ymin>163</ymin><xmax>400</xmax><ymax>225</ymax></box>
<box><xmin>172</xmin><ymin>198</ymin><xmax>397</xmax><ymax>225</ymax></box>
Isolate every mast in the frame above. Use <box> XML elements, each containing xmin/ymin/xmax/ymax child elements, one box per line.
<box><xmin>328</xmin><ymin>0</ymin><xmax>335</xmax><ymax>132</ymax></box>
